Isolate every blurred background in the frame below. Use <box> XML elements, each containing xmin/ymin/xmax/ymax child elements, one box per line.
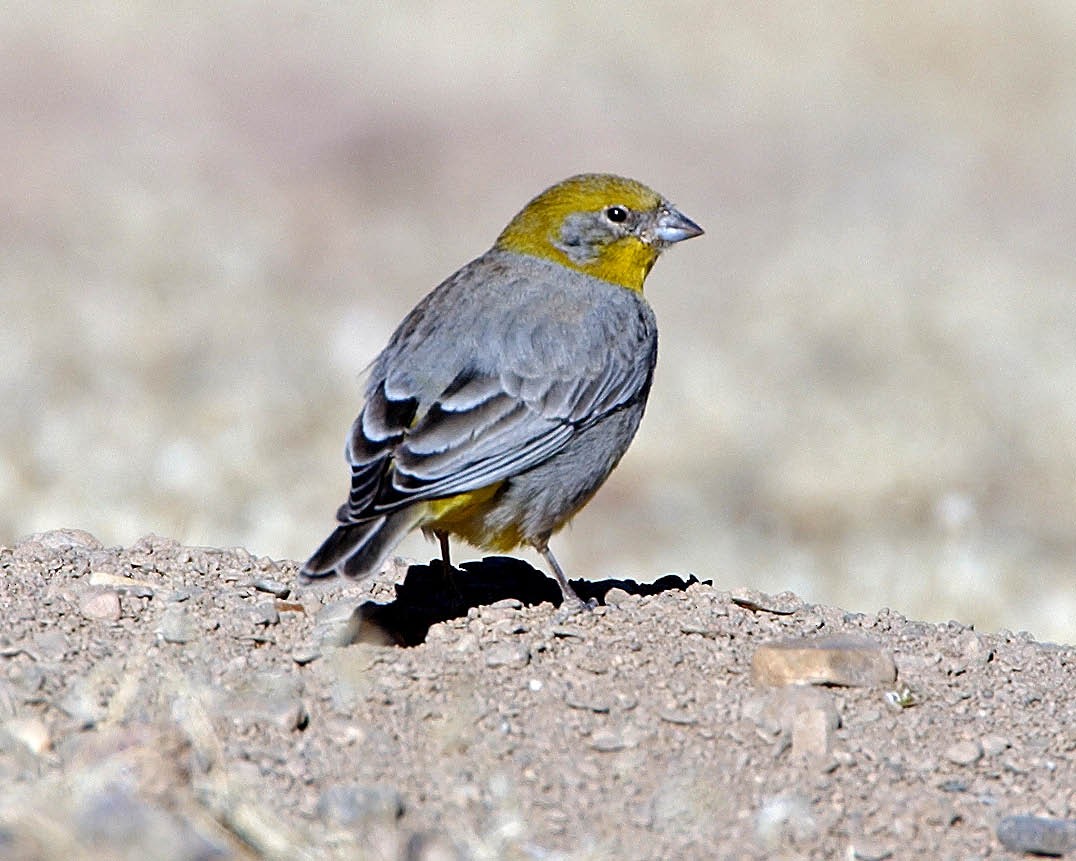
<box><xmin>4</xmin><ymin>2</ymin><xmax>1075</xmax><ymax>642</ymax></box>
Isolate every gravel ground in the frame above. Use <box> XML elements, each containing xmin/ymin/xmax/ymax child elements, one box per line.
<box><xmin>2</xmin><ymin>529</ymin><xmax>1074</xmax><ymax>860</ymax></box>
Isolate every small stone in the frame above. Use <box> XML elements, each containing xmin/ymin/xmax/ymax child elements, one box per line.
<box><xmin>156</xmin><ymin>607</ymin><xmax>198</xmax><ymax>644</ymax></box>
<box><xmin>791</xmin><ymin>707</ymin><xmax>833</xmax><ymax>758</ymax></box>
<box><xmin>316</xmin><ymin>599</ymin><xmax>362</xmax><ymax>626</ymax></box>
<box><xmin>484</xmin><ymin>608</ymin><xmax>523</xmax><ymax>629</ymax></box>
<box><xmin>292</xmin><ymin>646</ymin><xmax>322</xmax><ymax>665</ymax></box>
<box><xmin>944</xmin><ymin>740</ymin><xmax>983</xmax><ymax>765</ymax></box>
<box><xmin>832</xmin><ymin>750</ymin><xmax>856</xmax><ymax>768</ymax></box>
<box><xmin>850</xmin><ymin>839</ymin><xmax>893</xmax><ymax>860</ymax></box>
<box><xmin>314</xmin><ymin>601</ymin><xmax>363</xmax><ymax>647</ymax></box>
<box><xmin>483</xmin><ymin>643</ymin><xmax>530</xmax><ymax>669</ymax></box>
<box><xmin>751</xmin><ymin>636</ymin><xmax>896</xmax><ymax>687</ymax></box>
<box><xmin>731</xmin><ymin>589</ymin><xmax>802</xmax><ymax>615</ymax></box>
<box><xmin>252</xmin><ymin>601</ymin><xmax>280</xmax><ymax>626</ymax></box>
<box><xmin>602</xmin><ymin>588</ymin><xmax>633</xmax><ymax>607</ymax></box>
<box><xmin>955</xmin><ymin>630</ymin><xmax>992</xmax><ymax>664</ymax></box>
<box><xmin>755</xmin><ymin>793</ymin><xmax>816</xmax><ymax>846</ymax></box>
<box><xmin>590</xmin><ymin>729</ymin><xmax>626</xmax><ymax>752</ymax></box>
<box><xmin>253</xmin><ymin>578</ymin><xmax>290</xmax><ymax>599</ymax></box>
<box><xmin>679</xmin><ymin>619</ymin><xmax>717</xmax><ymax>637</ymax></box>
<box><xmin>316</xmin><ymin>784</ymin><xmax>404</xmax><ymax>826</ymax></box>
<box><xmin>997</xmin><ymin>815</ymin><xmax>1076</xmax><ymax>856</ymax></box>
<box><xmin>31</xmin><ymin>630</ymin><xmax>69</xmax><ymax>662</ymax></box>
<box><xmin>565</xmin><ymin>687</ymin><xmax>611</xmax><ymax>713</ymax></box>
<box><xmin>27</xmin><ymin>528</ymin><xmax>102</xmax><ymax>550</ymax></box>
<box><xmin>658</xmin><ymin>708</ymin><xmax>698</xmax><ymax>725</ymax></box>
<box><xmin>424</xmin><ymin>623</ymin><xmax>456</xmax><ymax>644</ymax></box>
<box><xmin>454</xmin><ymin>633</ymin><xmax>479</xmax><ymax>653</ymax></box>
<box><xmin>491</xmin><ymin>618</ymin><xmax>528</xmax><ymax>636</ymax></box>
<box><xmin>3</xmin><ymin>717</ymin><xmax>50</xmax><ymax>755</ymax></box>
<box><xmin>89</xmin><ymin>571</ymin><xmax>155</xmax><ymax>598</ymax></box>
<box><xmin>218</xmin><ymin>675</ymin><xmax>307</xmax><ymax>731</ymax></box>
<box><xmin>981</xmin><ymin>734</ymin><xmax>1010</xmax><ymax>757</ymax></box>
<box><xmin>79</xmin><ymin>590</ymin><xmax>121</xmax><ymax>622</ymax></box>
<box><xmin>922</xmin><ymin>800</ymin><xmax>958</xmax><ymax>826</ymax></box>
<box><xmin>744</xmin><ymin>686</ymin><xmax>840</xmax><ymax>742</ymax></box>
<box><xmin>488</xmin><ymin>598</ymin><xmax>522</xmax><ymax>610</ymax></box>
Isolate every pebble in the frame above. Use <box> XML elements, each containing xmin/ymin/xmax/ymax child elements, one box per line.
<box><xmin>314</xmin><ymin>600</ymin><xmax>363</xmax><ymax>647</ymax></box>
<box><xmin>658</xmin><ymin>708</ymin><xmax>698</xmax><ymax>725</ymax></box>
<box><xmin>156</xmin><ymin>607</ymin><xmax>198</xmax><ymax>644</ymax></box>
<box><xmin>751</xmin><ymin>636</ymin><xmax>896</xmax><ymax>687</ymax></box>
<box><xmin>679</xmin><ymin>620</ymin><xmax>717</xmax><ymax>637</ymax></box>
<box><xmin>89</xmin><ymin>570</ymin><xmax>155</xmax><ymax>598</ymax></box>
<box><xmin>291</xmin><ymin>646</ymin><xmax>322</xmax><ymax>665</ymax></box>
<box><xmin>755</xmin><ymin>793</ymin><xmax>816</xmax><ymax>846</ymax></box>
<box><xmin>731</xmin><ymin>589</ymin><xmax>802</xmax><ymax>615</ymax></box>
<box><xmin>589</xmin><ymin>729</ymin><xmax>626</xmax><ymax>752</ymax></box>
<box><xmin>997</xmin><ymin>815</ymin><xmax>1076</xmax><ymax>856</ymax></box>
<box><xmin>32</xmin><ymin>630</ymin><xmax>69</xmax><ymax>662</ymax></box>
<box><xmin>251</xmin><ymin>601</ymin><xmax>280</xmax><ymax>626</ymax></box>
<box><xmin>981</xmin><ymin>734</ymin><xmax>1010</xmax><ymax>757</ymax></box>
<box><xmin>565</xmin><ymin>687</ymin><xmax>611</xmax><ymax>713</ymax></box>
<box><xmin>453</xmin><ymin>633</ymin><xmax>479</xmax><ymax>653</ymax></box>
<box><xmin>316</xmin><ymin>783</ymin><xmax>404</xmax><ymax>826</ymax></box>
<box><xmin>849</xmin><ymin>839</ymin><xmax>893</xmax><ymax>860</ymax></box>
<box><xmin>483</xmin><ymin>643</ymin><xmax>530</xmax><ymax>669</ymax></box>
<box><xmin>791</xmin><ymin>706</ymin><xmax>834</xmax><ymax>758</ymax></box>
<box><xmin>79</xmin><ymin>590</ymin><xmax>121</xmax><ymax>622</ymax></box>
<box><xmin>944</xmin><ymin>740</ymin><xmax>983</xmax><ymax>766</ymax></box>
<box><xmin>602</xmin><ymin>587</ymin><xmax>634</xmax><ymax>607</ymax></box>
<box><xmin>253</xmin><ymin>578</ymin><xmax>290</xmax><ymax>598</ymax></box>
<box><xmin>3</xmin><ymin>717</ymin><xmax>50</xmax><ymax>755</ymax></box>
<box><xmin>745</xmin><ymin>687</ymin><xmax>840</xmax><ymax>743</ymax></box>
<box><xmin>26</xmin><ymin>528</ymin><xmax>102</xmax><ymax>550</ymax></box>
<box><xmin>218</xmin><ymin>676</ymin><xmax>307</xmax><ymax>731</ymax></box>
<box><xmin>423</xmin><ymin>622</ymin><xmax>456</xmax><ymax>644</ymax></box>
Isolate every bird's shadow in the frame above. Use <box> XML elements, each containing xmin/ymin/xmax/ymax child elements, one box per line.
<box><xmin>353</xmin><ymin>556</ymin><xmax>706</xmax><ymax>647</ymax></box>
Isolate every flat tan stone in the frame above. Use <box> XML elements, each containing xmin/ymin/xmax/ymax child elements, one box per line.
<box><xmin>751</xmin><ymin>635</ymin><xmax>897</xmax><ymax>687</ymax></box>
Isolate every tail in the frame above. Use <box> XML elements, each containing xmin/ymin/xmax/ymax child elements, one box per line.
<box><xmin>299</xmin><ymin>511</ymin><xmax>419</xmax><ymax>582</ymax></box>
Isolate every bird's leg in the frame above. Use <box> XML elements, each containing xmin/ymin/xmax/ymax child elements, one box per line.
<box><xmin>434</xmin><ymin>529</ymin><xmax>453</xmax><ymax>572</ymax></box>
<box><xmin>535</xmin><ymin>538</ymin><xmax>594</xmax><ymax>611</ymax></box>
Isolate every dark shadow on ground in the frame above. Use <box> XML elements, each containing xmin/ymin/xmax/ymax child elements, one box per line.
<box><xmin>354</xmin><ymin>556</ymin><xmax>707</xmax><ymax>647</ymax></box>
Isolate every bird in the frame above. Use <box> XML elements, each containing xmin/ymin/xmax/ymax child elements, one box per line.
<box><xmin>300</xmin><ymin>173</ymin><xmax>702</xmax><ymax>607</ymax></box>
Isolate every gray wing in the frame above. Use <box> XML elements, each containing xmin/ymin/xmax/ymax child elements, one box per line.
<box><xmin>336</xmin><ymin>267</ymin><xmax>656</xmax><ymax>523</ymax></box>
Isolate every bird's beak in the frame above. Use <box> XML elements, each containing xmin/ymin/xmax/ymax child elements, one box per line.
<box><xmin>651</xmin><ymin>206</ymin><xmax>704</xmax><ymax>244</ymax></box>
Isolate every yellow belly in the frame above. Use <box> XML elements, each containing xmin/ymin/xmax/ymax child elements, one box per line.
<box><xmin>422</xmin><ymin>482</ymin><xmax>523</xmax><ymax>552</ymax></box>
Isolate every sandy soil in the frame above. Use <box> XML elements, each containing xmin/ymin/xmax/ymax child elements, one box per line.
<box><xmin>1</xmin><ymin>529</ymin><xmax>1074</xmax><ymax>860</ymax></box>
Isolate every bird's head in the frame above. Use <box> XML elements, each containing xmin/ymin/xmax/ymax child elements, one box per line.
<box><xmin>495</xmin><ymin>173</ymin><xmax>703</xmax><ymax>292</ymax></box>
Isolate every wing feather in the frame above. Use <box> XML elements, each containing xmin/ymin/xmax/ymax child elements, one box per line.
<box><xmin>334</xmin><ymin>252</ymin><xmax>657</xmax><ymax>525</ymax></box>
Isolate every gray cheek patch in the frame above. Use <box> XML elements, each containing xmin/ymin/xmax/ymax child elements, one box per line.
<box><xmin>553</xmin><ymin>213</ymin><xmax>617</xmax><ymax>264</ymax></box>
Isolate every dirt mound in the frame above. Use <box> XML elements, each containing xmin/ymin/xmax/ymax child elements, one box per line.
<box><xmin>1</xmin><ymin>531</ymin><xmax>1072</xmax><ymax>859</ymax></box>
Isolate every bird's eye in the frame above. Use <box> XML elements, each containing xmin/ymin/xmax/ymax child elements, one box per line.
<box><xmin>604</xmin><ymin>205</ymin><xmax>629</xmax><ymax>224</ymax></box>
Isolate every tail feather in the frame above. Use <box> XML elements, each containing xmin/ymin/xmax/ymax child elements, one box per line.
<box><xmin>300</xmin><ymin>511</ymin><xmax>419</xmax><ymax>582</ymax></box>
